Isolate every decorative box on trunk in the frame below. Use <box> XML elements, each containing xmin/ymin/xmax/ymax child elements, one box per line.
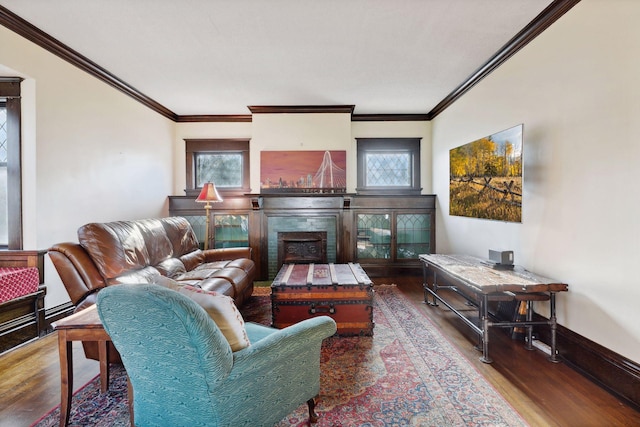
<box><xmin>271</xmin><ymin>263</ymin><xmax>374</xmax><ymax>336</ymax></box>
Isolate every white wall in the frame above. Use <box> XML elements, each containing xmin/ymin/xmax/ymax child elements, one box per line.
<box><xmin>0</xmin><ymin>26</ymin><xmax>176</xmax><ymax>308</ymax></box>
<box><xmin>173</xmin><ymin>118</ymin><xmax>432</xmax><ymax>196</ymax></box>
<box><xmin>431</xmin><ymin>0</ymin><xmax>640</xmax><ymax>362</ymax></box>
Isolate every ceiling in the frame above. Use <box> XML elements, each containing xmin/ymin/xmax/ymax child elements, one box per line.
<box><xmin>0</xmin><ymin>0</ymin><xmax>558</xmax><ymax>118</ymax></box>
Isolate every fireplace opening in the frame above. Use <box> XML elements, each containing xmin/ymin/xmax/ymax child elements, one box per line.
<box><xmin>278</xmin><ymin>231</ymin><xmax>327</xmax><ymax>267</ymax></box>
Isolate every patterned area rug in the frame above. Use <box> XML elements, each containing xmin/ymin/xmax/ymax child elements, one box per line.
<box><xmin>32</xmin><ymin>285</ymin><xmax>527</xmax><ymax>427</ymax></box>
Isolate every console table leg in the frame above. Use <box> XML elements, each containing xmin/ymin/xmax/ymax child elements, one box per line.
<box><xmin>480</xmin><ymin>295</ymin><xmax>492</xmax><ymax>364</ymax></box>
<box><xmin>549</xmin><ymin>293</ymin><xmax>561</xmax><ymax>363</ymax></box>
<box><xmin>422</xmin><ymin>267</ymin><xmax>438</xmax><ymax>306</ymax></box>
<box><xmin>525</xmin><ymin>301</ymin><xmax>534</xmax><ymax>351</ymax></box>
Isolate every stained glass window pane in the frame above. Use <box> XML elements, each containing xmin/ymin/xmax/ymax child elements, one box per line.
<box><xmin>196</xmin><ymin>153</ymin><xmax>243</xmax><ymax>187</ymax></box>
<box><xmin>365</xmin><ymin>153</ymin><xmax>411</xmax><ymax>186</ymax></box>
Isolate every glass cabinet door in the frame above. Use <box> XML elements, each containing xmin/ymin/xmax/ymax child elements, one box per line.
<box><xmin>182</xmin><ymin>215</ymin><xmax>207</xmax><ymax>249</ymax></box>
<box><xmin>396</xmin><ymin>213</ymin><xmax>431</xmax><ymax>259</ymax></box>
<box><xmin>356</xmin><ymin>213</ymin><xmax>391</xmax><ymax>259</ymax></box>
<box><xmin>213</xmin><ymin>214</ymin><xmax>249</xmax><ymax>248</ymax></box>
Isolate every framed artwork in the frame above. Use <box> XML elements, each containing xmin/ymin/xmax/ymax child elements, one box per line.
<box><xmin>449</xmin><ymin>124</ymin><xmax>523</xmax><ymax>222</ymax></box>
<box><xmin>260</xmin><ymin>150</ymin><xmax>347</xmax><ymax>193</ymax></box>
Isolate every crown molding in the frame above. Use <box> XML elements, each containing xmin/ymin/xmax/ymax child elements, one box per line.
<box><xmin>0</xmin><ymin>5</ymin><xmax>178</xmax><ymax>121</ymax></box>
<box><xmin>352</xmin><ymin>114</ymin><xmax>429</xmax><ymax>122</ymax></box>
<box><xmin>176</xmin><ymin>115</ymin><xmax>252</xmax><ymax>123</ymax></box>
<box><xmin>1</xmin><ymin>1</ymin><xmax>579</xmax><ymax>122</ymax></box>
<box><xmin>427</xmin><ymin>0</ymin><xmax>581</xmax><ymax>119</ymax></box>
<box><xmin>247</xmin><ymin>105</ymin><xmax>355</xmax><ymax>114</ymax></box>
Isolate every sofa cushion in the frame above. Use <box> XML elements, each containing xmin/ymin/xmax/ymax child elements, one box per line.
<box><xmin>225</xmin><ymin>258</ymin><xmax>255</xmax><ymax>275</ymax></box>
<box><xmin>161</xmin><ymin>216</ymin><xmax>200</xmax><ymax>257</ymax></box>
<box><xmin>198</xmin><ymin>277</ymin><xmax>235</xmax><ymax>297</ymax></box>
<box><xmin>155</xmin><ymin>258</ymin><xmax>187</xmax><ymax>278</ymax></box>
<box><xmin>112</xmin><ymin>266</ymin><xmax>164</xmax><ymax>285</ymax></box>
<box><xmin>177</xmin><ymin>285</ymin><xmax>250</xmax><ymax>351</ymax></box>
<box><xmin>79</xmin><ymin>221</ymin><xmax>153</xmax><ymax>280</ymax></box>
<box><xmin>180</xmin><ymin>250</ymin><xmax>205</xmax><ymax>272</ymax></box>
<box><xmin>134</xmin><ymin>219</ymin><xmax>174</xmax><ymax>266</ymax></box>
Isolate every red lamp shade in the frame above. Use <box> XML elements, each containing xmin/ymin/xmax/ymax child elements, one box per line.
<box><xmin>196</xmin><ymin>182</ymin><xmax>223</xmax><ymax>205</ymax></box>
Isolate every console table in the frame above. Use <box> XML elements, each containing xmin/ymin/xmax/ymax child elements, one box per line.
<box><xmin>420</xmin><ymin>254</ymin><xmax>568</xmax><ymax>363</ymax></box>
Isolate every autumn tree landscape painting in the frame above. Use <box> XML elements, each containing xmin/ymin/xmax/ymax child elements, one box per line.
<box><xmin>449</xmin><ymin>124</ymin><xmax>523</xmax><ymax>222</ymax></box>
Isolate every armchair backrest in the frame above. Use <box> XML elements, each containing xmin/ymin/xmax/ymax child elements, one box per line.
<box><xmin>96</xmin><ymin>283</ymin><xmax>233</xmax><ymax>426</ymax></box>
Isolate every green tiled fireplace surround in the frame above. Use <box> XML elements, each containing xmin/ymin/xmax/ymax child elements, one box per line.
<box><xmin>267</xmin><ymin>216</ymin><xmax>337</xmax><ymax>279</ymax></box>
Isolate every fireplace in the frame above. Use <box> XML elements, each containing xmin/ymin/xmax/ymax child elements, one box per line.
<box><xmin>267</xmin><ymin>215</ymin><xmax>337</xmax><ymax>279</ymax></box>
<box><xmin>278</xmin><ymin>231</ymin><xmax>327</xmax><ymax>266</ymax></box>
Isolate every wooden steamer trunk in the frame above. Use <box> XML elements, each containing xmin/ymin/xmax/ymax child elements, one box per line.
<box><xmin>271</xmin><ymin>263</ymin><xmax>374</xmax><ymax>336</ymax></box>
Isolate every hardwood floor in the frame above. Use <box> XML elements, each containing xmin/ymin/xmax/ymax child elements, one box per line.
<box><xmin>0</xmin><ymin>276</ymin><xmax>638</xmax><ymax>427</ymax></box>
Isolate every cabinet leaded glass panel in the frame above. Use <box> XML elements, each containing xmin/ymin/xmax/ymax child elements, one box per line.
<box><xmin>396</xmin><ymin>213</ymin><xmax>431</xmax><ymax>259</ymax></box>
<box><xmin>356</xmin><ymin>213</ymin><xmax>391</xmax><ymax>259</ymax></box>
<box><xmin>213</xmin><ymin>214</ymin><xmax>249</xmax><ymax>248</ymax></box>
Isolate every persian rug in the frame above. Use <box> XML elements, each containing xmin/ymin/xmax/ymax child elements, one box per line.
<box><xmin>33</xmin><ymin>285</ymin><xmax>527</xmax><ymax>427</ymax></box>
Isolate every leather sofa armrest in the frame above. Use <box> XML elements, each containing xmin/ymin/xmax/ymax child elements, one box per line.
<box><xmin>48</xmin><ymin>243</ymin><xmax>107</xmax><ymax>305</ymax></box>
<box><xmin>203</xmin><ymin>247</ymin><xmax>252</xmax><ymax>262</ymax></box>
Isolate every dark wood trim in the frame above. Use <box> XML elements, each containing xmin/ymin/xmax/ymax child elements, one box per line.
<box><xmin>0</xmin><ymin>78</ymin><xmax>22</xmax><ymax>97</ymax></box>
<box><xmin>184</xmin><ymin>138</ymin><xmax>251</xmax><ymax>194</ymax></box>
<box><xmin>0</xmin><ymin>287</ymin><xmax>46</xmax><ymax>353</ymax></box>
<box><xmin>248</xmin><ymin>105</ymin><xmax>355</xmax><ymax>114</ymax></box>
<box><xmin>352</xmin><ymin>114</ymin><xmax>429</xmax><ymax>122</ymax></box>
<box><xmin>535</xmin><ymin>313</ymin><xmax>640</xmax><ymax>411</ymax></box>
<box><xmin>0</xmin><ymin>5</ymin><xmax>178</xmax><ymax>122</ymax></box>
<box><xmin>43</xmin><ymin>302</ymin><xmax>76</xmax><ymax>333</ymax></box>
<box><xmin>177</xmin><ymin>115</ymin><xmax>252</xmax><ymax>123</ymax></box>
<box><xmin>427</xmin><ymin>0</ymin><xmax>581</xmax><ymax>119</ymax></box>
<box><xmin>1</xmin><ymin>2</ymin><xmax>579</xmax><ymax>122</ymax></box>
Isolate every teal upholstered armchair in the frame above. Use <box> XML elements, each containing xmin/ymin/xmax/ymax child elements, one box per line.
<box><xmin>96</xmin><ymin>283</ymin><xmax>337</xmax><ymax>427</ymax></box>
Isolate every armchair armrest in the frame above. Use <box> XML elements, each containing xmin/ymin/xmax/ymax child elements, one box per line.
<box><xmin>231</xmin><ymin>316</ymin><xmax>336</xmax><ymax>374</ymax></box>
<box><xmin>203</xmin><ymin>247</ymin><xmax>252</xmax><ymax>262</ymax></box>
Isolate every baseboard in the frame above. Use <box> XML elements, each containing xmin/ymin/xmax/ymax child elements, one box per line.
<box><xmin>535</xmin><ymin>314</ymin><xmax>640</xmax><ymax>410</ymax></box>
<box><xmin>0</xmin><ymin>289</ymin><xmax>46</xmax><ymax>353</ymax></box>
<box><xmin>43</xmin><ymin>302</ymin><xmax>75</xmax><ymax>334</ymax></box>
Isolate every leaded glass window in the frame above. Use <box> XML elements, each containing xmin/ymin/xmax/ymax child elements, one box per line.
<box><xmin>195</xmin><ymin>153</ymin><xmax>243</xmax><ymax>188</ymax></box>
<box><xmin>186</xmin><ymin>139</ymin><xmax>250</xmax><ymax>196</ymax></box>
<box><xmin>356</xmin><ymin>138</ymin><xmax>422</xmax><ymax>195</ymax></box>
<box><xmin>365</xmin><ymin>152</ymin><xmax>411</xmax><ymax>186</ymax></box>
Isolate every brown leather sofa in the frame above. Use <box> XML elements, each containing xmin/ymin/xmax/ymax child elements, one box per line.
<box><xmin>49</xmin><ymin>216</ymin><xmax>255</xmax><ymax>361</ymax></box>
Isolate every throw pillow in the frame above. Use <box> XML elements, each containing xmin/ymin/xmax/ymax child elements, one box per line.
<box><xmin>177</xmin><ymin>285</ymin><xmax>251</xmax><ymax>351</ymax></box>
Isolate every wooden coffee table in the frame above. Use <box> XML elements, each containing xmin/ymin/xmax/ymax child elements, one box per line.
<box><xmin>52</xmin><ymin>305</ymin><xmax>112</xmax><ymax>427</ymax></box>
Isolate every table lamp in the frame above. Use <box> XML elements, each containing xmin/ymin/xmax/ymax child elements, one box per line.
<box><xmin>195</xmin><ymin>182</ymin><xmax>223</xmax><ymax>250</ymax></box>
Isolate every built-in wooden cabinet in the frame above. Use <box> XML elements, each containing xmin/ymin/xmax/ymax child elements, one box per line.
<box><xmin>349</xmin><ymin>195</ymin><xmax>436</xmax><ymax>276</ymax></box>
<box><xmin>169</xmin><ymin>194</ymin><xmax>435</xmax><ymax>279</ymax></box>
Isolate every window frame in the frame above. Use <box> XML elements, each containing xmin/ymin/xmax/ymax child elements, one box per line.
<box><xmin>0</xmin><ymin>78</ymin><xmax>23</xmax><ymax>249</ymax></box>
<box><xmin>355</xmin><ymin>138</ymin><xmax>422</xmax><ymax>196</ymax></box>
<box><xmin>185</xmin><ymin>139</ymin><xmax>250</xmax><ymax>197</ymax></box>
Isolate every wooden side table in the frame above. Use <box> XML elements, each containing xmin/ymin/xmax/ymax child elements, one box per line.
<box><xmin>52</xmin><ymin>305</ymin><xmax>111</xmax><ymax>427</ymax></box>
